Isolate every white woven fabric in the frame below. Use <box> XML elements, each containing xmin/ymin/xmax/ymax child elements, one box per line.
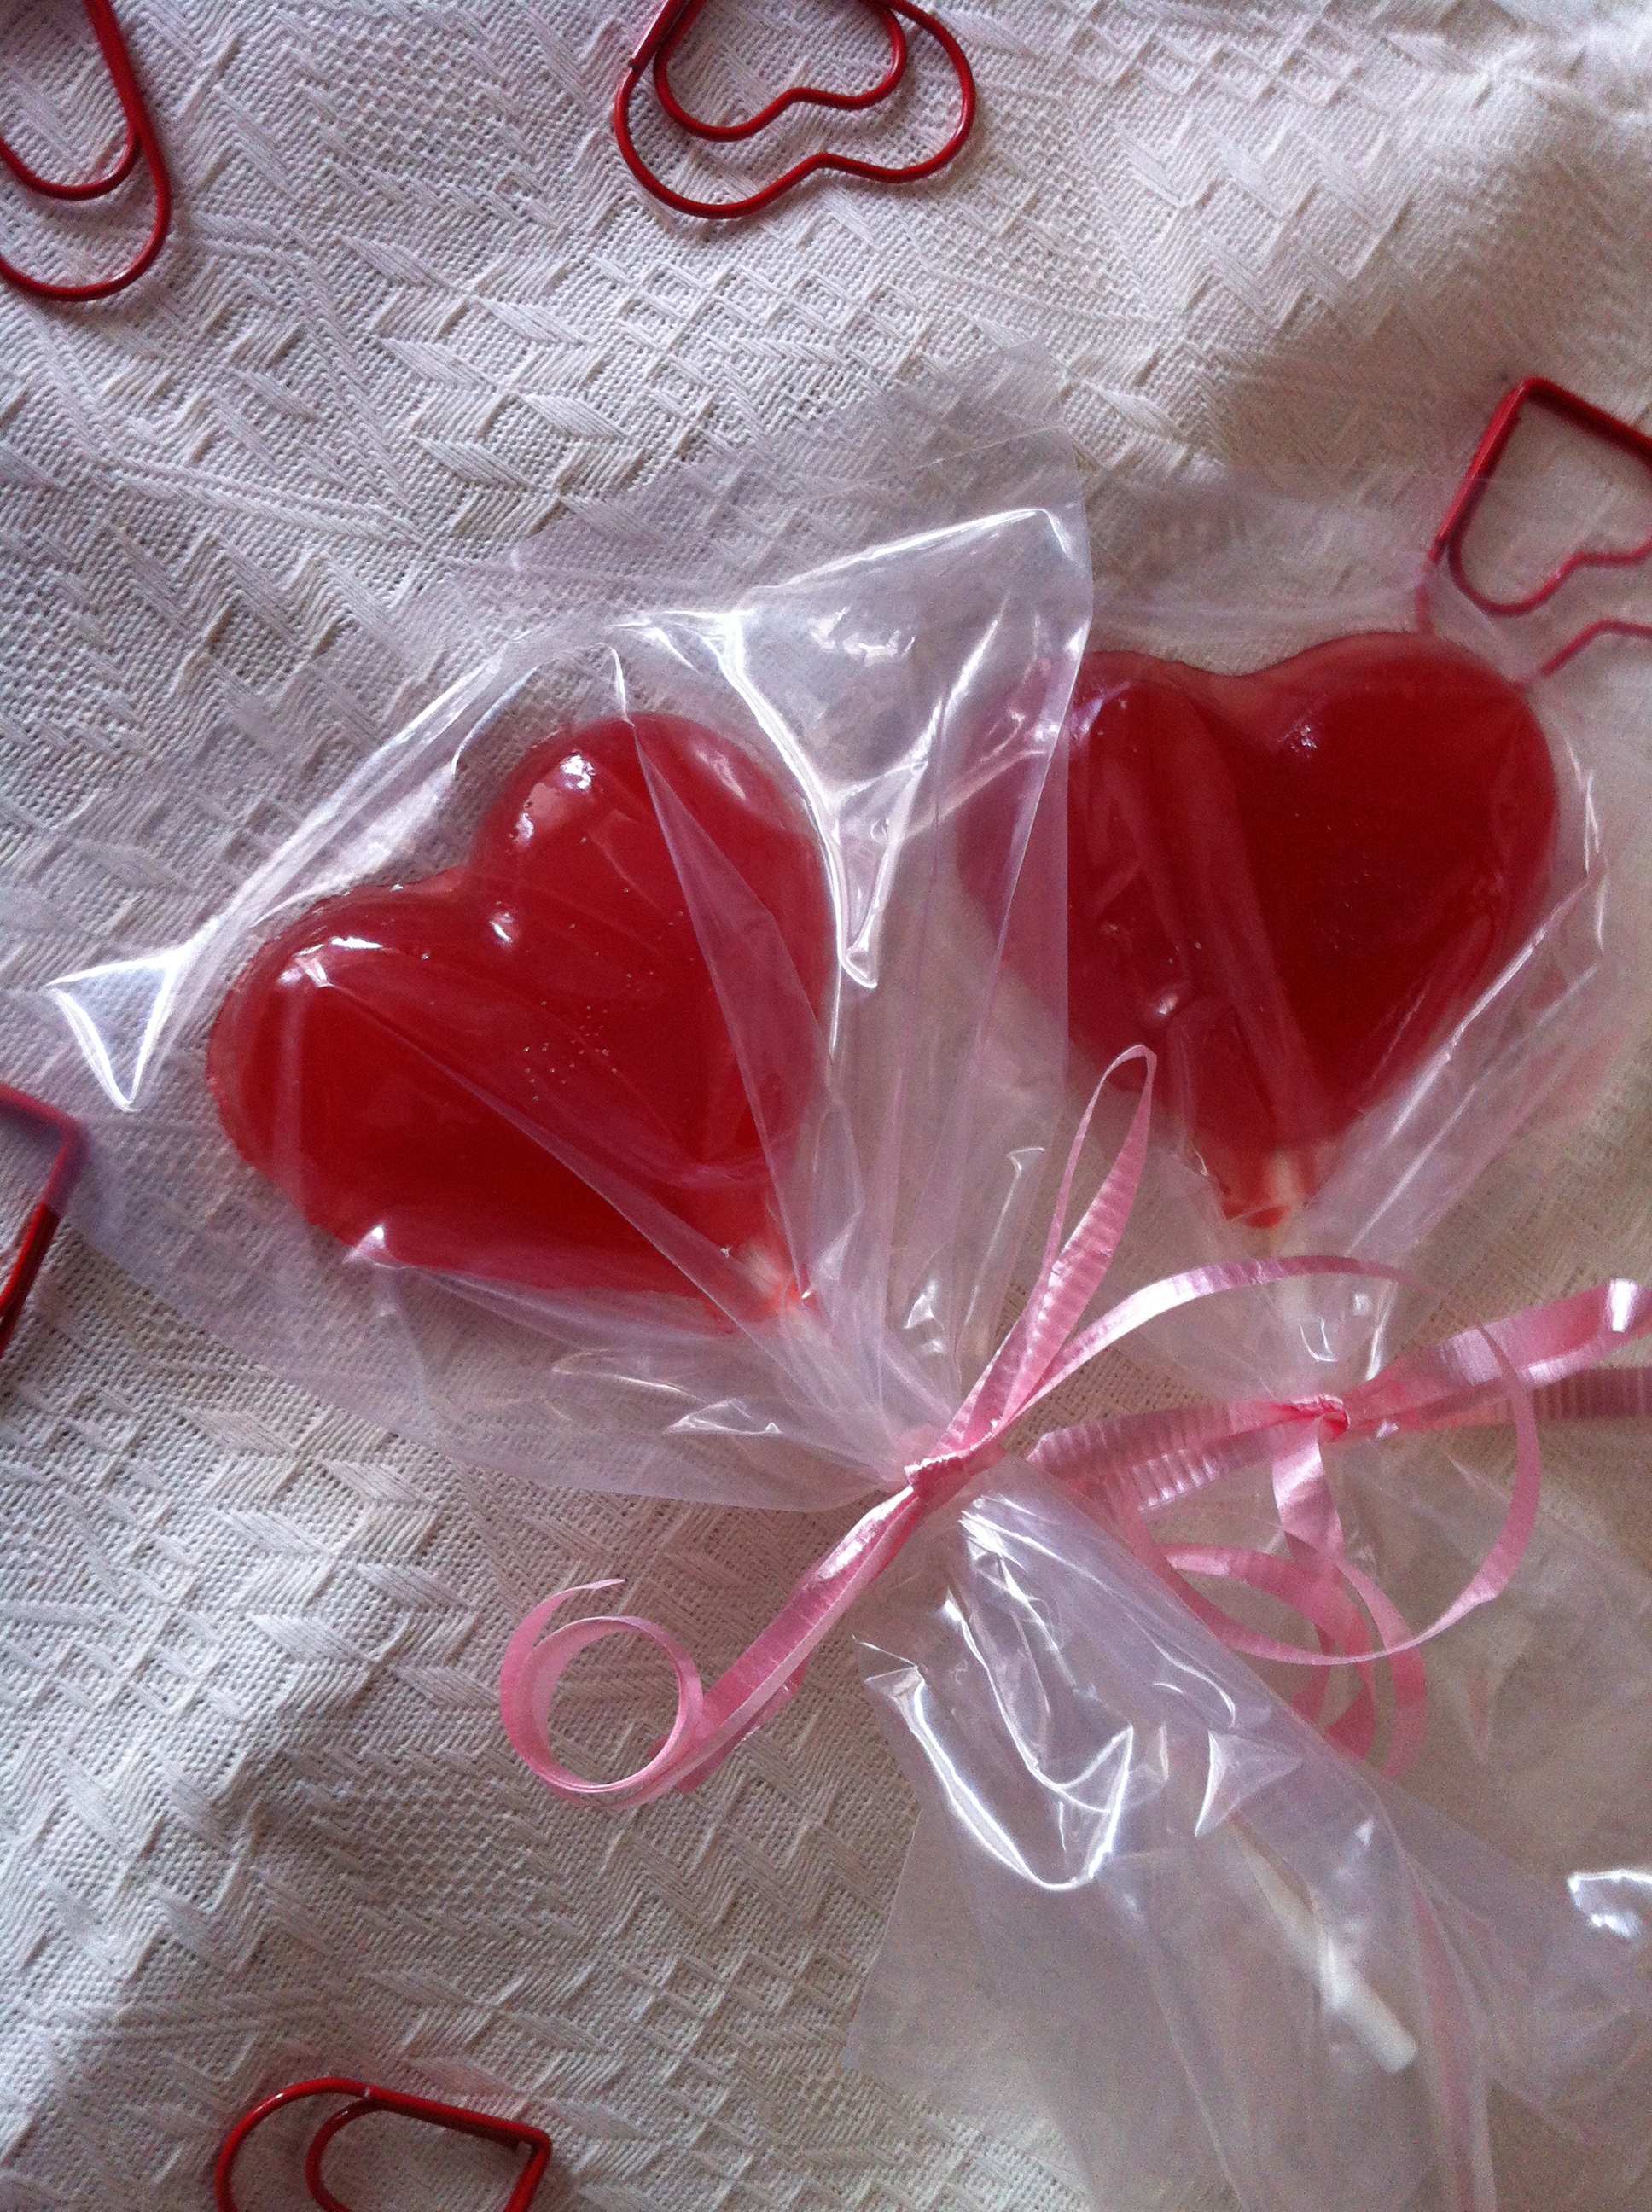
<box><xmin>3</xmin><ymin>4</ymin><xmax>1652</xmax><ymax>2208</ymax></box>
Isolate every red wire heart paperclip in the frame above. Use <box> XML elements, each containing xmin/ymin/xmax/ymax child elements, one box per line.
<box><xmin>614</xmin><ymin>0</ymin><xmax>976</xmax><ymax>219</ymax></box>
<box><xmin>1421</xmin><ymin>375</ymin><xmax>1652</xmax><ymax>680</ymax></box>
<box><xmin>0</xmin><ymin>0</ymin><xmax>172</xmax><ymax>301</ymax></box>
<box><xmin>0</xmin><ymin>1084</ymin><xmax>86</xmax><ymax>1359</ymax></box>
<box><xmin>654</xmin><ymin>0</ymin><xmax>909</xmax><ymax>142</ymax></box>
<box><xmin>215</xmin><ymin>2078</ymin><xmax>552</xmax><ymax>2212</ymax></box>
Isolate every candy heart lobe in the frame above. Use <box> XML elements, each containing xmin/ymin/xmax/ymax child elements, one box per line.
<box><xmin>208</xmin><ymin>715</ymin><xmax>830</xmax><ymax>1305</ymax></box>
<box><xmin>1067</xmin><ymin>634</ymin><xmax>1558</xmax><ymax>1228</ymax></box>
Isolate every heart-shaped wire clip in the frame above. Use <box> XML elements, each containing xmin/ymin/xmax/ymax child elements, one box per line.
<box><xmin>1</xmin><ymin>0</ymin><xmax>172</xmax><ymax>301</ymax></box>
<box><xmin>1421</xmin><ymin>376</ymin><xmax>1652</xmax><ymax>680</ymax></box>
<box><xmin>0</xmin><ymin>1084</ymin><xmax>85</xmax><ymax>1359</ymax></box>
<box><xmin>654</xmin><ymin>0</ymin><xmax>909</xmax><ymax>142</ymax></box>
<box><xmin>215</xmin><ymin>2078</ymin><xmax>552</xmax><ymax>2212</ymax></box>
<box><xmin>614</xmin><ymin>0</ymin><xmax>975</xmax><ymax>219</ymax></box>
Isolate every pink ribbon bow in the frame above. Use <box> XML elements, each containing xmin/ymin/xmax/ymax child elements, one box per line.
<box><xmin>501</xmin><ymin>1052</ymin><xmax>1652</xmax><ymax>1802</ymax></box>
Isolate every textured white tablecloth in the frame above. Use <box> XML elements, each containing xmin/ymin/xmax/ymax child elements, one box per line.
<box><xmin>4</xmin><ymin>4</ymin><xmax>1652</xmax><ymax>2208</ymax></box>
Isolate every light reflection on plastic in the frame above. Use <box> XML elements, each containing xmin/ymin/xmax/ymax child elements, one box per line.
<box><xmin>1568</xmin><ymin>1866</ymin><xmax>1651</xmax><ymax>1945</ymax></box>
<box><xmin>45</xmin><ymin>938</ymin><xmax>206</xmax><ymax>1112</ymax></box>
<box><xmin>290</xmin><ymin>938</ymin><xmax>381</xmax><ymax>988</ymax></box>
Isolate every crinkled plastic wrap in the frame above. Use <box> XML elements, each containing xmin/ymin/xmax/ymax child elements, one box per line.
<box><xmin>841</xmin><ymin>436</ymin><xmax>1652</xmax><ymax>2212</ymax></box>
<box><xmin>4</xmin><ymin>363</ymin><xmax>1647</xmax><ymax>1493</ymax></box>
<box><xmin>6</xmin><ymin>357</ymin><xmax>1652</xmax><ymax>2212</ymax></box>
<box><xmin>852</xmin><ymin>1463</ymin><xmax>1652</xmax><ymax>2211</ymax></box>
<box><xmin>0</xmin><ymin>353</ymin><xmax>1090</xmax><ymax>1508</ymax></box>
<box><xmin>835</xmin><ymin>414</ymin><xmax>1652</xmax><ymax>2209</ymax></box>
<box><xmin>1048</xmin><ymin>434</ymin><xmax>1652</xmax><ymax>1403</ymax></box>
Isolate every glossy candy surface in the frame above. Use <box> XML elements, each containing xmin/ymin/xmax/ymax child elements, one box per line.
<box><xmin>1067</xmin><ymin>634</ymin><xmax>1558</xmax><ymax>1228</ymax></box>
<box><xmin>209</xmin><ymin>715</ymin><xmax>831</xmax><ymax>1304</ymax></box>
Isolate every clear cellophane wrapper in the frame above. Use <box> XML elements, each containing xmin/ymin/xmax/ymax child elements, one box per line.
<box><xmin>0</xmin><ymin>352</ymin><xmax>1091</xmax><ymax>1511</ymax></box>
<box><xmin>1044</xmin><ymin>401</ymin><xmax>1652</xmax><ymax>1400</ymax></box>
<box><xmin>4</xmin><ymin>353</ymin><xmax>1652</xmax><ymax>2212</ymax></box>
<box><xmin>850</xmin><ymin>1451</ymin><xmax>1652</xmax><ymax>2212</ymax></box>
<box><xmin>846</xmin><ymin>409</ymin><xmax>1652</xmax><ymax>2211</ymax></box>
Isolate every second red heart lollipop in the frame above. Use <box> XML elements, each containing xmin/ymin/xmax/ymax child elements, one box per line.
<box><xmin>1066</xmin><ymin>633</ymin><xmax>1558</xmax><ymax>1229</ymax></box>
<box><xmin>208</xmin><ymin>714</ymin><xmax>831</xmax><ymax>1307</ymax></box>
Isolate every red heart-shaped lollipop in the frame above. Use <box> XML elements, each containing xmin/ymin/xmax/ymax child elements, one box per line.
<box><xmin>208</xmin><ymin>715</ymin><xmax>830</xmax><ymax>1307</ymax></box>
<box><xmin>1067</xmin><ymin>633</ymin><xmax>1558</xmax><ymax>1229</ymax></box>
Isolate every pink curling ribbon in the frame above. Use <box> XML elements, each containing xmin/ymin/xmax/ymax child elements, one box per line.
<box><xmin>501</xmin><ymin>1050</ymin><xmax>1652</xmax><ymax>1801</ymax></box>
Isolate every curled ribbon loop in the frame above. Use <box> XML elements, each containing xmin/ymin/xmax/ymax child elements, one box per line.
<box><xmin>501</xmin><ymin>1049</ymin><xmax>1652</xmax><ymax>1803</ymax></box>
